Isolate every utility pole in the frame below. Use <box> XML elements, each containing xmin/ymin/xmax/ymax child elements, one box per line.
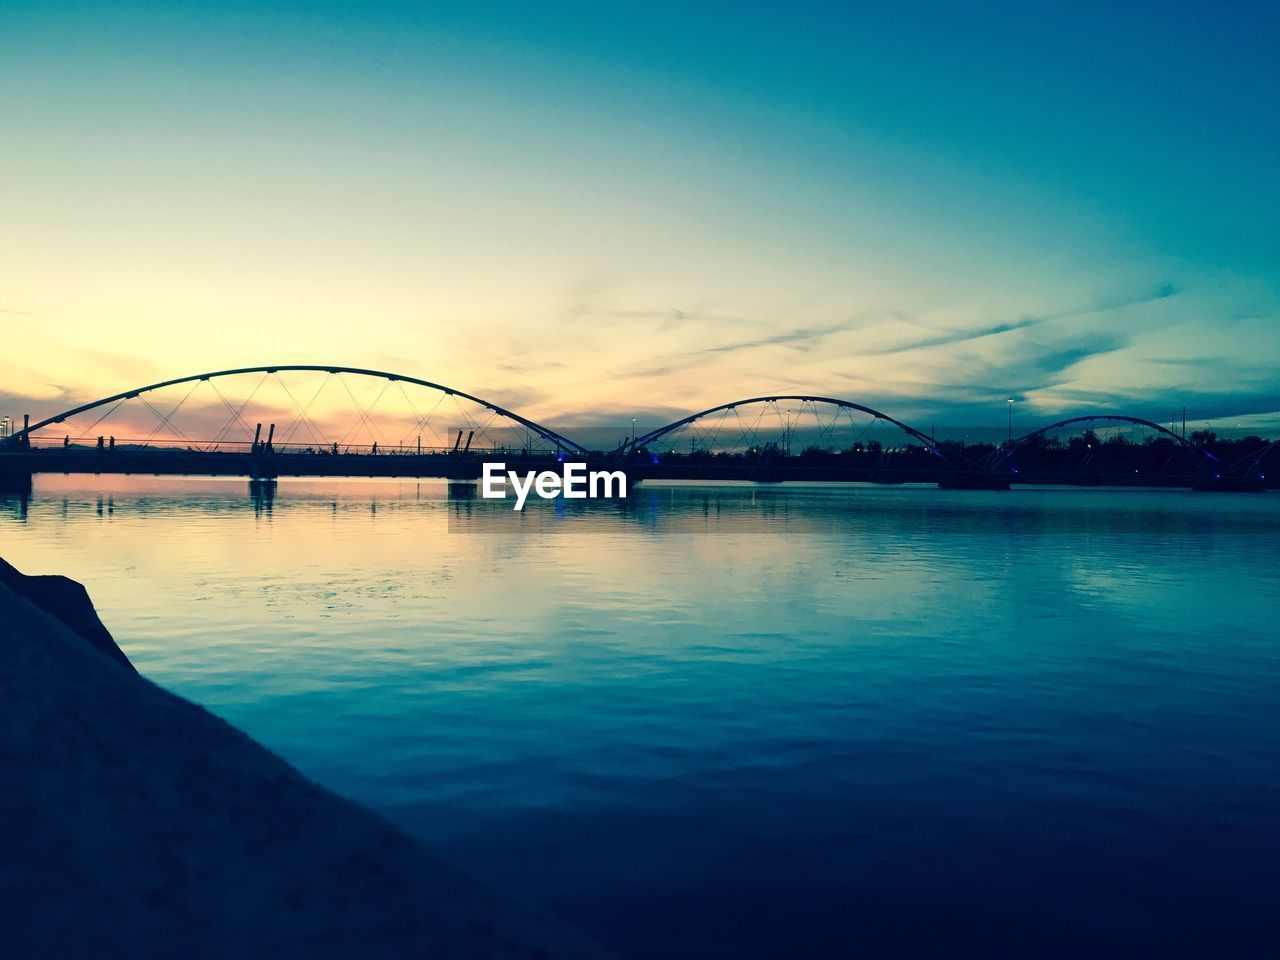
<box><xmin>1182</xmin><ymin>406</ymin><xmax>1186</xmax><ymax>440</ymax></box>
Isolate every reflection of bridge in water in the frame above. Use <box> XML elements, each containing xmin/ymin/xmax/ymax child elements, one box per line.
<box><xmin>1</xmin><ymin>366</ymin><xmax>1274</xmax><ymax>492</ymax></box>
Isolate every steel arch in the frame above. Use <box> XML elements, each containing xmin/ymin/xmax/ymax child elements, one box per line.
<box><xmin>7</xmin><ymin>365</ymin><xmax>589</xmax><ymax>455</ymax></box>
<box><xmin>989</xmin><ymin>414</ymin><xmax>1220</xmax><ymax>472</ymax></box>
<box><xmin>622</xmin><ymin>395</ymin><xmax>957</xmax><ymax>465</ymax></box>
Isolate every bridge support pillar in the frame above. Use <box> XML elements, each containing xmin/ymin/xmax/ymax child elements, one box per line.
<box><xmin>445</xmin><ymin>458</ymin><xmax>481</xmax><ymax>482</ymax></box>
<box><xmin>447</xmin><ymin>480</ymin><xmax>475</xmax><ymax>499</ymax></box>
<box><xmin>0</xmin><ymin>465</ymin><xmax>33</xmax><ymax>497</ymax></box>
<box><xmin>248</xmin><ymin>456</ymin><xmax>277</xmax><ymax>483</ymax></box>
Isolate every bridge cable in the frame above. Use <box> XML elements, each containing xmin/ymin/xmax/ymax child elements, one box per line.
<box><xmin>351</xmin><ymin>374</ymin><xmax>394</xmax><ymax>449</ymax></box>
<box><xmin>71</xmin><ymin>398</ymin><xmax>130</xmax><ymax>444</ymax></box>
<box><xmin>394</xmin><ymin>381</ymin><xmax>432</xmax><ymax>449</ymax></box>
<box><xmin>730</xmin><ymin>405</ymin><xmax>758</xmax><ymax>453</ymax></box>
<box><xmin>462</xmin><ymin>399</ymin><xmax>507</xmax><ymax>452</ymax></box>
<box><xmin>207</xmin><ymin>373</ymin><xmax>270</xmax><ymax>448</ymax></box>
<box><xmin>393</xmin><ymin>380</ymin><xmax>447</xmax><ymax>450</ymax></box>
<box><xmin>273</xmin><ymin>372</ymin><xmax>331</xmax><ymax>449</ymax></box>
<box><xmin>274</xmin><ymin>373</ymin><xmax>332</xmax><ymax>448</ymax></box>
<box><xmin>137</xmin><ymin>389</ymin><xmax>197</xmax><ymax>448</ymax></box>
<box><xmin>137</xmin><ymin>379</ymin><xmax>202</xmax><ymax>448</ymax></box>
<box><xmin>137</xmin><ymin>394</ymin><xmax>191</xmax><ymax>445</ymax></box>
<box><xmin>813</xmin><ymin>401</ymin><xmax>836</xmax><ymax>450</ymax></box>
<box><xmin>333</xmin><ymin>373</ymin><xmax>393</xmax><ymax>450</ymax></box>
<box><xmin>444</xmin><ymin>392</ymin><xmax>495</xmax><ymax>452</ymax></box>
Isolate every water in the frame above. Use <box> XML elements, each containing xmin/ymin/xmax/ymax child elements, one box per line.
<box><xmin>4</xmin><ymin>475</ymin><xmax>1278</xmax><ymax>957</ymax></box>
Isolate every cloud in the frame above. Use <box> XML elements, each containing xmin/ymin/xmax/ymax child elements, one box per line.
<box><xmin>616</xmin><ymin>318</ymin><xmax>859</xmax><ymax>380</ymax></box>
<box><xmin>573</xmin><ymin>305</ymin><xmax>751</xmax><ymax>331</ymax></box>
<box><xmin>703</xmin><ymin>320</ymin><xmax>854</xmax><ymax>355</ymax></box>
<box><xmin>495</xmin><ymin>361</ymin><xmax>567</xmax><ymax>375</ymax></box>
<box><xmin>1082</xmin><ymin>389</ymin><xmax>1280</xmax><ymax>429</ymax></box>
<box><xmin>465</xmin><ymin>384</ymin><xmax>551</xmax><ymax>414</ymax></box>
<box><xmin>860</xmin><ymin>282</ymin><xmax>1179</xmax><ymax>357</ymax></box>
<box><xmin>565</xmin><ymin>290</ymin><xmax>761</xmax><ymax>333</ymax></box>
<box><xmin>862</xmin><ymin>316</ymin><xmax>1043</xmax><ymax>356</ymax></box>
<box><xmin>597</xmin><ymin>283</ymin><xmax>1179</xmax><ymax>399</ymax></box>
<box><xmin>831</xmin><ymin>378</ymin><xmax>1280</xmax><ymax>436</ymax></box>
<box><xmin>1144</xmin><ymin>355</ymin><xmax>1278</xmax><ymax>382</ymax></box>
<box><xmin>976</xmin><ymin>331</ymin><xmax>1131</xmax><ymax>390</ymax></box>
<box><xmin>0</xmin><ymin>386</ymin><xmax>83</xmax><ymax>422</ymax></box>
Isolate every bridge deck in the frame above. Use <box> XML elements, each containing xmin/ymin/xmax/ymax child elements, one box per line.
<box><xmin>2</xmin><ymin>448</ymin><xmax>1267</xmax><ymax>490</ymax></box>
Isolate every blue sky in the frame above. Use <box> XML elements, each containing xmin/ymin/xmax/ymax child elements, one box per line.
<box><xmin>1</xmin><ymin>0</ymin><xmax>1277</xmax><ymax>433</ymax></box>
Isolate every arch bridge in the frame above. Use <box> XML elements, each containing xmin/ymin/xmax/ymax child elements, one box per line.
<box><xmin>0</xmin><ymin>373</ymin><xmax>1266</xmax><ymax>490</ymax></box>
<box><xmin>620</xmin><ymin>395</ymin><xmax>958</xmax><ymax>465</ymax></box>
<box><xmin>981</xmin><ymin>415</ymin><xmax>1221</xmax><ymax>477</ymax></box>
<box><xmin>3</xmin><ymin>365</ymin><xmax>588</xmax><ymax>458</ymax></box>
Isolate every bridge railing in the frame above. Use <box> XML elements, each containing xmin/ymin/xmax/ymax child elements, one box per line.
<box><xmin>15</xmin><ymin>437</ymin><xmax>566</xmax><ymax>457</ymax></box>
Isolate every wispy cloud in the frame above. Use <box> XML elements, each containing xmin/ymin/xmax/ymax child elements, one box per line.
<box><xmin>616</xmin><ymin>318</ymin><xmax>859</xmax><ymax>380</ymax></box>
<box><xmin>860</xmin><ymin>283</ymin><xmax>1179</xmax><ymax>357</ymax></box>
<box><xmin>704</xmin><ymin>320</ymin><xmax>854</xmax><ymax>355</ymax></box>
<box><xmin>861</xmin><ymin>316</ymin><xmax>1042</xmax><ymax>356</ymax></box>
<box><xmin>571</xmin><ymin>305</ymin><xmax>757</xmax><ymax>332</ymax></box>
<box><xmin>495</xmin><ymin>361</ymin><xmax>567</xmax><ymax>375</ymax></box>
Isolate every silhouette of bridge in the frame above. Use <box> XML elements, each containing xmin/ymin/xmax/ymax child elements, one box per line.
<box><xmin>0</xmin><ymin>366</ymin><xmax>1272</xmax><ymax>491</ymax></box>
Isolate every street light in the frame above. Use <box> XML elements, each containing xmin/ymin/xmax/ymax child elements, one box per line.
<box><xmin>1006</xmin><ymin>397</ymin><xmax>1014</xmax><ymax>444</ymax></box>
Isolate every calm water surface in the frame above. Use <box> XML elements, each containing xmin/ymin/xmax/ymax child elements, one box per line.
<box><xmin>4</xmin><ymin>476</ymin><xmax>1279</xmax><ymax>957</ymax></box>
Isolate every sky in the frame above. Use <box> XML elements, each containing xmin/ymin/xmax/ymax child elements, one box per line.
<box><xmin>2</xmin><ymin>0</ymin><xmax>1278</xmax><ymax>437</ymax></box>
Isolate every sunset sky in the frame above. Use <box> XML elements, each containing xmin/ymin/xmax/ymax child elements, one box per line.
<box><xmin>2</xmin><ymin>1</ymin><xmax>1278</xmax><ymax>435</ymax></box>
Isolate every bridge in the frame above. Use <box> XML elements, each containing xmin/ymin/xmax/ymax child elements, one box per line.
<box><xmin>0</xmin><ymin>366</ymin><xmax>1273</xmax><ymax>492</ymax></box>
